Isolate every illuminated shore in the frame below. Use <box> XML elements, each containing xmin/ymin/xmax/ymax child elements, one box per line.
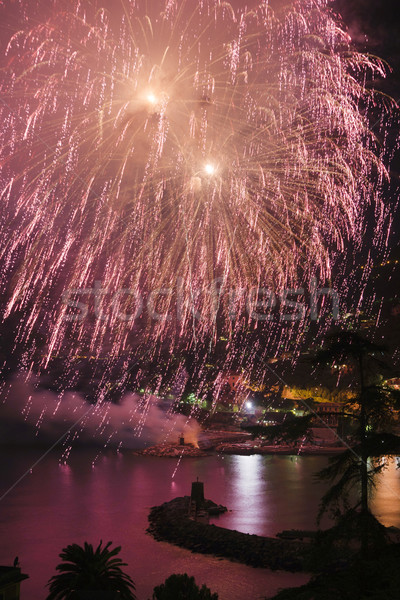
<box><xmin>137</xmin><ymin>429</ymin><xmax>347</xmax><ymax>457</ymax></box>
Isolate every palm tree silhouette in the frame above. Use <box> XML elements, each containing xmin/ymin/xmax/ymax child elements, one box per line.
<box><xmin>46</xmin><ymin>541</ymin><xmax>136</xmax><ymax>600</ymax></box>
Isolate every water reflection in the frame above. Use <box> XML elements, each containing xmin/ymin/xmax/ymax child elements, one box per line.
<box><xmin>371</xmin><ymin>459</ymin><xmax>400</xmax><ymax>528</ymax></box>
<box><xmin>227</xmin><ymin>455</ymin><xmax>268</xmax><ymax>534</ymax></box>
<box><xmin>210</xmin><ymin>455</ymin><xmax>333</xmax><ymax>535</ymax></box>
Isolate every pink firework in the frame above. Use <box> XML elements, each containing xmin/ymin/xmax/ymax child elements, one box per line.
<box><xmin>0</xmin><ymin>0</ymin><xmax>395</xmax><ymax>363</ymax></box>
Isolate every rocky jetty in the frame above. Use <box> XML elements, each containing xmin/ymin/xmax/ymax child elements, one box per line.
<box><xmin>138</xmin><ymin>443</ymin><xmax>209</xmax><ymax>457</ymax></box>
<box><xmin>147</xmin><ymin>496</ymin><xmax>310</xmax><ymax>571</ymax></box>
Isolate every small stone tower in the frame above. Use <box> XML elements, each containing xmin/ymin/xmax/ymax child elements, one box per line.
<box><xmin>190</xmin><ymin>477</ymin><xmax>205</xmax><ymax>509</ymax></box>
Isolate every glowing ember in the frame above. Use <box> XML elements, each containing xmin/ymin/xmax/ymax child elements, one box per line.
<box><xmin>146</xmin><ymin>93</ymin><xmax>158</xmax><ymax>106</ymax></box>
<box><xmin>204</xmin><ymin>163</ymin><xmax>217</xmax><ymax>176</ymax></box>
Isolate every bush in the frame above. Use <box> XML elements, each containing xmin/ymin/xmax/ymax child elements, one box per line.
<box><xmin>152</xmin><ymin>573</ymin><xmax>218</xmax><ymax>600</ymax></box>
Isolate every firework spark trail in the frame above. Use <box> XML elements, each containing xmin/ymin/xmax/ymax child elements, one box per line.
<box><xmin>0</xmin><ymin>1</ymin><xmax>396</xmax><ymax>382</ymax></box>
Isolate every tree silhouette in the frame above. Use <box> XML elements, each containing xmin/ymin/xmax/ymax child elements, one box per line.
<box><xmin>314</xmin><ymin>330</ymin><xmax>400</xmax><ymax>554</ymax></box>
<box><xmin>46</xmin><ymin>541</ymin><xmax>136</xmax><ymax>600</ymax></box>
<box><xmin>152</xmin><ymin>573</ymin><xmax>218</xmax><ymax>600</ymax></box>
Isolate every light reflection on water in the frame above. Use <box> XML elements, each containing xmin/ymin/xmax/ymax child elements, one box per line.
<box><xmin>209</xmin><ymin>454</ymin><xmax>335</xmax><ymax>535</ymax></box>
<box><xmin>371</xmin><ymin>458</ymin><xmax>400</xmax><ymax>528</ymax></box>
<box><xmin>0</xmin><ymin>449</ymin><xmax>399</xmax><ymax>600</ymax></box>
<box><xmin>219</xmin><ymin>455</ymin><xmax>269</xmax><ymax>534</ymax></box>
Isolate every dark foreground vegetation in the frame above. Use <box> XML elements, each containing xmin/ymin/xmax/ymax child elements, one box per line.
<box><xmin>45</xmin><ymin>541</ymin><xmax>220</xmax><ymax>599</ymax></box>
<box><xmin>269</xmin><ymin>544</ymin><xmax>400</xmax><ymax>600</ymax></box>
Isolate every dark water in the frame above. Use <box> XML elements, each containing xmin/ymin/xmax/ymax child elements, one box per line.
<box><xmin>0</xmin><ymin>449</ymin><xmax>399</xmax><ymax>600</ymax></box>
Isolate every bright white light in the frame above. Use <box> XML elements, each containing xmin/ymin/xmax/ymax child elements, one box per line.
<box><xmin>204</xmin><ymin>163</ymin><xmax>216</xmax><ymax>176</ymax></box>
<box><xmin>147</xmin><ymin>93</ymin><xmax>157</xmax><ymax>105</ymax></box>
<box><xmin>246</xmin><ymin>401</ymin><xmax>253</xmax><ymax>410</ymax></box>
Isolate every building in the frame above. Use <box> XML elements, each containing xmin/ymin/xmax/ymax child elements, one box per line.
<box><xmin>0</xmin><ymin>566</ymin><xmax>28</xmax><ymax>600</ymax></box>
<box><xmin>312</xmin><ymin>402</ymin><xmax>344</xmax><ymax>427</ymax></box>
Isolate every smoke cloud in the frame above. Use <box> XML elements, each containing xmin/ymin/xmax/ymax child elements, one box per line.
<box><xmin>0</xmin><ymin>375</ymin><xmax>200</xmax><ymax>449</ymax></box>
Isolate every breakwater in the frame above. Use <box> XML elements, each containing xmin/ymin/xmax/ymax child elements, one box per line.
<box><xmin>147</xmin><ymin>496</ymin><xmax>310</xmax><ymax>571</ymax></box>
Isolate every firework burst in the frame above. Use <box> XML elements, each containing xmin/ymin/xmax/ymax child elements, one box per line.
<box><xmin>0</xmin><ymin>0</ymin><xmax>393</xmax><ymax>365</ymax></box>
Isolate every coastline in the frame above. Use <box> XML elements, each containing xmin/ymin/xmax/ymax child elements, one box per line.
<box><xmin>137</xmin><ymin>429</ymin><xmax>348</xmax><ymax>457</ymax></box>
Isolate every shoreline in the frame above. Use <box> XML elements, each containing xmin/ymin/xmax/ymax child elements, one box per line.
<box><xmin>213</xmin><ymin>443</ymin><xmax>346</xmax><ymax>456</ymax></box>
<box><xmin>137</xmin><ymin>430</ymin><xmax>348</xmax><ymax>457</ymax></box>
